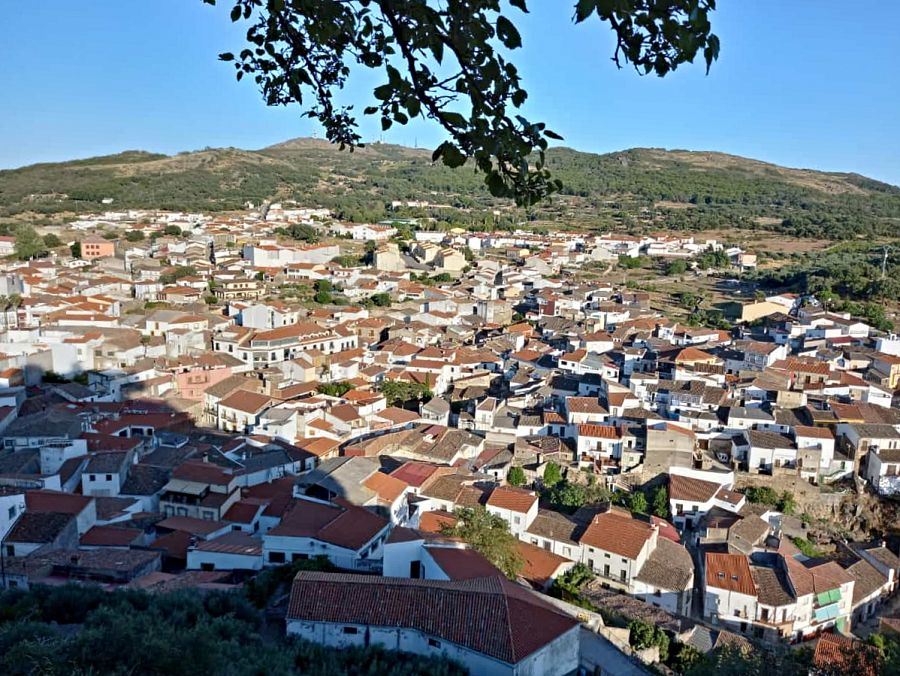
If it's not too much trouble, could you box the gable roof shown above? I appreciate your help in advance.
[705,553,756,596]
[287,572,577,665]
[486,486,538,514]
[579,509,654,559]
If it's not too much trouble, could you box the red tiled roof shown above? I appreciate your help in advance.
[580,509,653,559]
[287,572,577,665]
[270,500,387,551]
[812,633,879,676]
[419,510,458,534]
[668,474,721,503]
[425,546,500,580]
[487,486,538,514]
[577,424,622,439]
[25,490,92,515]
[705,553,756,596]
[80,525,142,547]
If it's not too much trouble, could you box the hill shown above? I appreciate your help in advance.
[2,138,899,239]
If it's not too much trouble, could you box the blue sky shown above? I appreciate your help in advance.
[2,1,898,184]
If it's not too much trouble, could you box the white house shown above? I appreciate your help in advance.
[186,531,264,571]
[286,571,581,676]
[485,487,538,537]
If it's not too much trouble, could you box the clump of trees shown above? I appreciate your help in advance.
[317,382,355,397]
[379,379,432,408]
[13,225,47,260]
[542,476,611,513]
[0,583,465,676]
[159,265,198,285]
[743,486,796,514]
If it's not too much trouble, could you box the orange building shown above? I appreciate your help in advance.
[80,235,116,260]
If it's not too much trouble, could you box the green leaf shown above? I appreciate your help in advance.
[441,144,467,168]
[373,84,393,100]
[509,0,528,11]
[230,5,241,21]
[496,16,522,49]
[219,53,234,62]
[574,0,596,23]
[544,129,563,141]
[440,112,467,128]
[381,117,392,131]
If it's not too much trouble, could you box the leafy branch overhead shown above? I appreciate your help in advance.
[205,0,719,205]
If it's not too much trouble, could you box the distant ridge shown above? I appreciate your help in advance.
[1,138,898,239]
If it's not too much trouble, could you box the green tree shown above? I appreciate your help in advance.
[542,461,562,488]
[163,224,182,237]
[125,230,146,242]
[286,223,320,242]
[441,507,523,579]
[314,279,333,304]
[379,379,432,407]
[651,485,669,518]
[42,233,62,248]
[628,619,670,661]
[666,259,688,276]
[548,563,597,610]
[369,292,391,307]
[777,490,796,515]
[70,241,81,258]
[13,225,46,260]
[618,255,643,269]
[629,491,648,515]
[214,0,719,205]
[317,382,355,397]
[160,265,198,285]
[507,466,526,487]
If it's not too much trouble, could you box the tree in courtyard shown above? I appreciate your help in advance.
[507,466,526,487]
[209,0,719,205]
[629,491,648,515]
[70,241,82,258]
[542,461,562,488]
[651,485,669,518]
[441,506,523,579]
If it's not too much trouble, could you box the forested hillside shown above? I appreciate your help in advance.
[2,138,899,239]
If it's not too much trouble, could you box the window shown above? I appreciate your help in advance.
[268,551,286,564]
[7,505,15,520]
[342,627,358,635]
[105,474,112,482]
[620,570,627,582]
[428,638,441,648]
[89,474,96,482]
[604,553,610,558]
[200,563,215,572]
